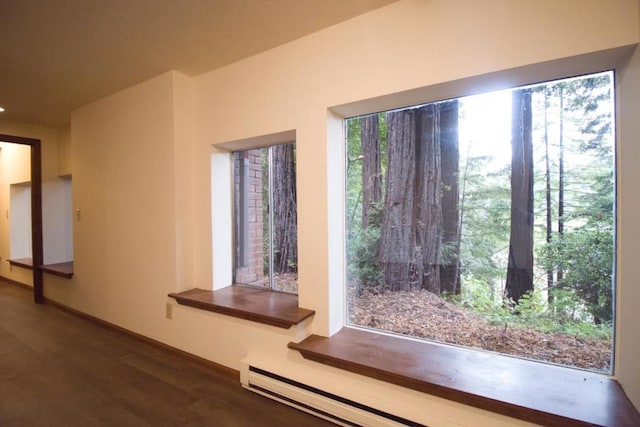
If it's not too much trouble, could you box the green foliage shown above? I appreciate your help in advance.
[345,114,387,292]
[541,227,613,323]
[346,203,384,291]
[455,282,612,340]
[458,156,510,285]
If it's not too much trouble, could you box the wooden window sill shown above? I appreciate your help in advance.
[8,258,33,269]
[8,258,74,278]
[288,327,640,427]
[168,285,315,329]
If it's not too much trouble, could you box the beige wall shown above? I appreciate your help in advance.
[58,126,72,176]
[23,0,640,424]
[617,42,640,411]
[48,72,179,337]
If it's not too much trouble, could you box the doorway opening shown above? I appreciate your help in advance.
[0,133,43,303]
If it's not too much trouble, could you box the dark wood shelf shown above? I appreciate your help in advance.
[8,258,34,269]
[289,327,640,427]
[8,258,74,278]
[169,286,315,329]
[40,262,74,278]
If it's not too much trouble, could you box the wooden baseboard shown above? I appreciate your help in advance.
[0,275,32,290]
[42,296,240,381]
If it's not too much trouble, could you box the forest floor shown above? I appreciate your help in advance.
[348,288,612,372]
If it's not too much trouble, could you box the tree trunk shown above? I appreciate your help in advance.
[379,110,417,291]
[272,144,297,274]
[506,89,534,303]
[361,114,382,229]
[557,85,565,285]
[544,88,554,305]
[414,105,443,294]
[438,100,460,295]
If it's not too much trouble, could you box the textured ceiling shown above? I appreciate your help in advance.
[0,0,397,127]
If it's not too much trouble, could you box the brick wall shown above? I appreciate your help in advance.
[233,149,266,286]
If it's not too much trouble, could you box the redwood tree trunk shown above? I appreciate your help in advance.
[438,100,460,295]
[379,104,451,294]
[361,114,382,229]
[414,105,442,294]
[506,89,534,303]
[272,144,297,274]
[379,110,417,291]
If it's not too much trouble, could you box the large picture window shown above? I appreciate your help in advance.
[233,143,298,293]
[345,72,615,372]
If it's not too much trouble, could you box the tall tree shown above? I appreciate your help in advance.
[543,87,555,304]
[414,105,443,294]
[379,104,452,293]
[379,109,417,291]
[361,115,382,229]
[438,100,461,295]
[272,144,297,274]
[556,85,565,285]
[506,89,534,303]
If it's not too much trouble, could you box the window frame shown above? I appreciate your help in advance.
[342,71,617,373]
[209,130,297,293]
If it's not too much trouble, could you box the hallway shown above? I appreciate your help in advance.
[0,280,334,426]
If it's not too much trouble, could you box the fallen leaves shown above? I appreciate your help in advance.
[348,289,611,372]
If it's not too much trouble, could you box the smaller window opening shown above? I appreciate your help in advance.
[232,143,298,293]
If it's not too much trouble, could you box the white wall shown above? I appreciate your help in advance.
[52,71,178,337]
[0,122,74,280]
[39,0,640,424]
[42,178,73,264]
[9,183,31,259]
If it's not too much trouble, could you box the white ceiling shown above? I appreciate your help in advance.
[0,0,397,128]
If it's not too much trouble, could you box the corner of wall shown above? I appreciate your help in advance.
[171,71,198,292]
[57,126,72,177]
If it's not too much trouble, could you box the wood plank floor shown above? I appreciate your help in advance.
[0,280,335,426]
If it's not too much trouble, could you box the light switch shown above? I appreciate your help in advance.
[75,209,81,221]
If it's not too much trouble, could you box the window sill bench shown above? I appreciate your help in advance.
[168,286,315,329]
[288,327,640,427]
[8,258,74,279]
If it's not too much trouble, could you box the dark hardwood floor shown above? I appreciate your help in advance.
[0,280,335,426]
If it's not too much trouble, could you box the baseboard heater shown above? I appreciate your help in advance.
[241,362,425,426]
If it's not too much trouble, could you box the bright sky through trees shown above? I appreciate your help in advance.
[459,89,512,170]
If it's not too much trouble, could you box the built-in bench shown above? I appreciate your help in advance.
[8,258,74,278]
[288,327,640,427]
[168,284,639,425]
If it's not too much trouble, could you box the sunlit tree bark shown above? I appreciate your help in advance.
[438,100,460,295]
